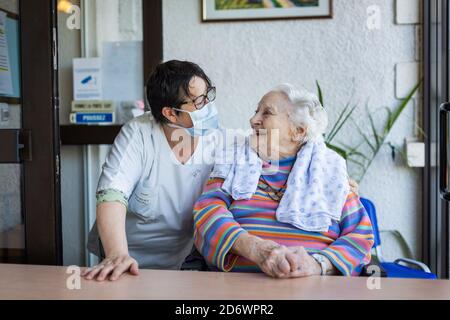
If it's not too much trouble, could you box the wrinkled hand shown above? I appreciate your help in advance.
[253,241,295,278]
[82,254,139,282]
[285,246,322,278]
[253,242,322,279]
[249,240,302,278]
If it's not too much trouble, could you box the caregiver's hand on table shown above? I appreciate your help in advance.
[83,202,140,281]
[82,254,139,281]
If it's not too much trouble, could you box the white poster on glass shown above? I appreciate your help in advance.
[0,11,13,96]
[73,57,103,101]
[102,41,143,102]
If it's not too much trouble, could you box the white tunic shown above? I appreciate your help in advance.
[87,113,216,269]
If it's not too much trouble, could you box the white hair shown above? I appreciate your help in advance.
[270,83,328,143]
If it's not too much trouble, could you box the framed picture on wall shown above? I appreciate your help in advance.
[202,0,333,22]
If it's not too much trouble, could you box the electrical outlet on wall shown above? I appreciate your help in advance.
[396,0,421,25]
[406,138,425,167]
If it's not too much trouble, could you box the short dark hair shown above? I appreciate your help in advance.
[145,60,212,124]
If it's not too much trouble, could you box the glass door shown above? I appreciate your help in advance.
[0,0,62,265]
[425,0,450,279]
[444,0,450,278]
[447,0,450,278]
[0,0,25,264]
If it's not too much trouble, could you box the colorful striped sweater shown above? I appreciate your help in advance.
[194,156,374,276]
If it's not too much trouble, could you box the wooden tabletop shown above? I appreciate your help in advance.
[1,264,450,300]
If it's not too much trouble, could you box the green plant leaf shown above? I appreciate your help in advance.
[326,102,349,143]
[347,158,367,169]
[317,80,421,185]
[380,230,415,259]
[350,118,377,153]
[379,106,394,141]
[338,141,371,161]
[316,80,324,107]
[327,104,358,143]
[366,103,382,149]
[383,82,421,136]
[326,142,348,159]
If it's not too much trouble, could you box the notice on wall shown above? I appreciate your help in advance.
[73,57,103,101]
[0,11,13,96]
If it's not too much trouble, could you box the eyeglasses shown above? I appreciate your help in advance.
[179,87,216,110]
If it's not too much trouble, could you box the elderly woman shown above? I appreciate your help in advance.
[193,84,374,278]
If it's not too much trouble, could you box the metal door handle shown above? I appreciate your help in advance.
[440,103,450,200]
[0,130,32,163]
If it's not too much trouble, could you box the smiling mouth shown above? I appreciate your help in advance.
[254,129,267,137]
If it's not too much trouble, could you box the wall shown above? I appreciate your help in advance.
[163,0,422,260]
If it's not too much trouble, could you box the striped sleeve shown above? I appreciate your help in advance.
[321,193,375,276]
[193,178,247,271]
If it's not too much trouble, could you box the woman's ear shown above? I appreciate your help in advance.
[292,126,307,143]
[161,107,178,124]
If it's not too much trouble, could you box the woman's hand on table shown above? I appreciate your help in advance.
[252,241,296,278]
[251,240,324,279]
[233,234,295,278]
[232,234,325,278]
[257,244,323,278]
[283,246,322,278]
[256,244,340,278]
[284,246,340,277]
[82,254,139,281]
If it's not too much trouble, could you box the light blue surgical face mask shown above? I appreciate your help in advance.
[168,101,219,137]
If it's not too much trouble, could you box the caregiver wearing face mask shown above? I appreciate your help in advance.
[83,60,220,281]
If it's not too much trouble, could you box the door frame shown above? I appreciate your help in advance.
[143,0,163,79]
[20,0,62,265]
[423,0,450,279]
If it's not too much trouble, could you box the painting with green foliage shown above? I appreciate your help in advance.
[215,0,319,10]
[203,0,331,22]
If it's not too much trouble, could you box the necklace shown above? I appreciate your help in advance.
[259,175,286,202]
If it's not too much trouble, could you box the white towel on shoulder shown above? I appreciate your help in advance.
[211,137,350,232]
